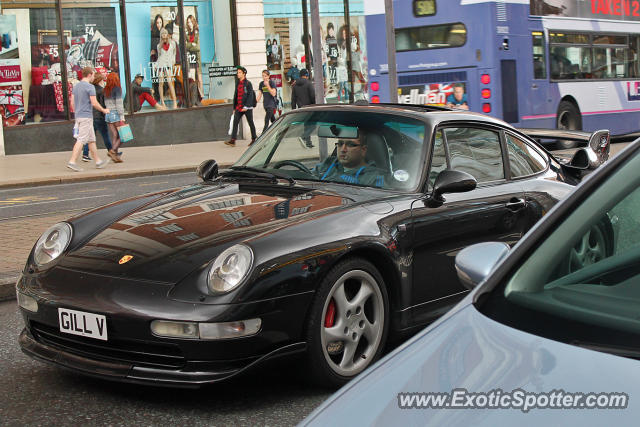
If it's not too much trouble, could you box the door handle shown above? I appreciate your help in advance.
[506,198,526,211]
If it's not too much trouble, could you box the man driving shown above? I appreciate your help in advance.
[313,131,387,187]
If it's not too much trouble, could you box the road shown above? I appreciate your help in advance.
[1,301,330,425]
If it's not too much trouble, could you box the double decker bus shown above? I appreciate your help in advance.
[366,0,640,146]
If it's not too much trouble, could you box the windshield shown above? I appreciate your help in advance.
[482,150,640,357]
[234,110,428,190]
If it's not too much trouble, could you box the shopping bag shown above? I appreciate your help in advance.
[117,123,134,143]
[227,113,234,136]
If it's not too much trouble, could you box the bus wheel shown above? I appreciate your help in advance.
[556,100,582,149]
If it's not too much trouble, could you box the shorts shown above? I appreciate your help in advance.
[105,111,121,123]
[75,117,95,145]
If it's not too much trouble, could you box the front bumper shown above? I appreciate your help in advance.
[20,328,305,388]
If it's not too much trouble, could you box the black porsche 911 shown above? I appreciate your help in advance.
[16,104,610,387]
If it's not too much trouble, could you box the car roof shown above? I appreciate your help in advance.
[284,103,515,130]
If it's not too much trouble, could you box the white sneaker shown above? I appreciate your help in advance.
[96,159,108,169]
[67,162,83,172]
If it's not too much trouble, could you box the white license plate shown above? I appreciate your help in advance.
[58,308,108,341]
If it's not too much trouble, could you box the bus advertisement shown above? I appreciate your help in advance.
[366,0,640,146]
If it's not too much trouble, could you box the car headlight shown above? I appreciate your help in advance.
[33,222,73,266]
[207,244,253,293]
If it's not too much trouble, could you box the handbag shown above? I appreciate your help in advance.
[117,123,134,143]
[228,112,234,135]
[105,111,119,123]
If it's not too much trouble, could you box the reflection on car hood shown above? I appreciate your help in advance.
[58,182,360,282]
[304,303,640,426]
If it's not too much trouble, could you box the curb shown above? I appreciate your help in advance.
[0,165,206,190]
[0,275,18,302]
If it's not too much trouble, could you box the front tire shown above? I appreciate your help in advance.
[305,257,389,387]
[556,100,582,149]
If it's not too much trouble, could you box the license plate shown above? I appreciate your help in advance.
[58,308,108,341]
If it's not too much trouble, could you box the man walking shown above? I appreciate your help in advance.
[291,68,315,109]
[225,66,257,147]
[67,67,110,171]
[291,68,316,148]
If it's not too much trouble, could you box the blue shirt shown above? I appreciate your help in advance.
[73,81,96,119]
[446,93,467,106]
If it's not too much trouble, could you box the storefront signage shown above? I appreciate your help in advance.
[209,66,237,77]
[0,62,21,85]
[531,0,640,22]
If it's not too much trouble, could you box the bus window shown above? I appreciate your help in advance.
[550,46,591,80]
[531,32,546,79]
[395,23,466,51]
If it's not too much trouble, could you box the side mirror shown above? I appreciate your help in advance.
[427,169,476,207]
[197,159,218,181]
[570,129,610,169]
[455,242,510,290]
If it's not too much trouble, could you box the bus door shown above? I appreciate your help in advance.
[528,30,551,117]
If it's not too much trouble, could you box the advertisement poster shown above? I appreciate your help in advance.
[628,81,640,101]
[531,0,640,22]
[148,6,197,107]
[398,83,467,107]
[266,33,282,71]
[0,15,23,126]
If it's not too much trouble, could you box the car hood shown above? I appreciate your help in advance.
[57,182,374,283]
[303,302,640,426]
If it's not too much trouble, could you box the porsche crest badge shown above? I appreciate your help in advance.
[118,255,134,265]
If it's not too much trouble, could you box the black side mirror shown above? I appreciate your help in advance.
[197,159,218,181]
[427,169,477,207]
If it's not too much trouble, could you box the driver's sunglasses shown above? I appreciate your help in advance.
[335,141,362,148]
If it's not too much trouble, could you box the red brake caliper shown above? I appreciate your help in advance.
[324,298,336,328]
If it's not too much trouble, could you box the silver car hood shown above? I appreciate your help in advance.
[303,302,640,426]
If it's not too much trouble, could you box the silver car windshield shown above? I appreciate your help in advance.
[234,111,427,190]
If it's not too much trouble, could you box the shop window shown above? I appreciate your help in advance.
[0,1,61,126]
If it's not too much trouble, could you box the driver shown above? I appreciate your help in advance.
[313,131,387,187]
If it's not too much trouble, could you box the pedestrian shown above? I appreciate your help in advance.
[82,72,113,162]
[291,68,315,109]
[291,69,316,148]
[256,69,277,134]
[225,65,257,147]
[67,67,109,172]
[104,72,126,162]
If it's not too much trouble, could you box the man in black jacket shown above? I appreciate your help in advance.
[291,69,315,109]
[225,66,258,146]
[291,69,316,147]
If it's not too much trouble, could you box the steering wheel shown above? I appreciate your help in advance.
[273,160,313,174]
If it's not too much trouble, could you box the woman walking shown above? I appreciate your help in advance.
[104,72,126,162]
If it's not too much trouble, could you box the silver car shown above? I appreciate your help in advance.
[302,139,640,425]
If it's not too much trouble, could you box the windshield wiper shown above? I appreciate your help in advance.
[221,166,296,186]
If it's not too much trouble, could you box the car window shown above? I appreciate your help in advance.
[235,111,427,190]
[429,129,447,187]
[502,154,640,339]
[506,133,547,178]
[443,127,504,183]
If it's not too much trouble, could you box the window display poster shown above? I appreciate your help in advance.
[30,8,120,83]
[0,15,23,126]
[266,34,282,71]
[148,6,196,84]
[288,16,368,102]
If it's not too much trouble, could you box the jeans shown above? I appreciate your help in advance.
[263,107,276,133]
[231,109,257,140]
[84,118,112,156]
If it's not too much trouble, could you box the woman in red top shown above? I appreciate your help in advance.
[186,14,204,99]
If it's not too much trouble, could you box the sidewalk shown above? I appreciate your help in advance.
[0,138,251,189]
[0,138,251,300]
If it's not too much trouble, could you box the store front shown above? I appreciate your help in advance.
[262,0,368,107]
[0,0,236,155]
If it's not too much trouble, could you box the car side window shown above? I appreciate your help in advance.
[429,129,447,187]
[444,127,504,183]
[506,133,547,178]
